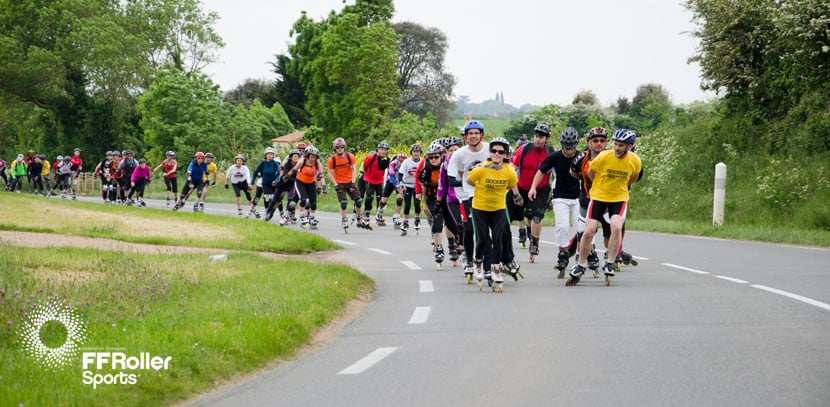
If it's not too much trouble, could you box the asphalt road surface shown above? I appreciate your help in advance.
[83,197,830,406]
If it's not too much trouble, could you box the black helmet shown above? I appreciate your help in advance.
[138,158,147,164]
[377,141,390,150]
[534,124,551,137]
[560,127,579,149]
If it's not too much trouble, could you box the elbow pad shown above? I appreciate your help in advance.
[447,175,462,187]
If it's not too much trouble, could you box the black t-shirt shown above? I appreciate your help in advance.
[538,150,581,199]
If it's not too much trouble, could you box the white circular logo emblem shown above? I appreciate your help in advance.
[19,302,87,370]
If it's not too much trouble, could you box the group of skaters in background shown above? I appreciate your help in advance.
[1,120,641,290]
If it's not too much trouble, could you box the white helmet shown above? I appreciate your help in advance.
[265,147,275,154]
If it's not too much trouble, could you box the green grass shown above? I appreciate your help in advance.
[0,246,372,406]
[0,194,337,253]
[452,118,512,137]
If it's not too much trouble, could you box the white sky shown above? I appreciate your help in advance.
[202,0,714,107]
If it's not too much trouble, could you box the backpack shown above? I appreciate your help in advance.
[328,153,353,168]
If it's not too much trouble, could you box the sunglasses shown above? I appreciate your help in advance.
[490,149,506,155]
[592,138,607,142]
[428,155,441,160]
[335,146,345,149]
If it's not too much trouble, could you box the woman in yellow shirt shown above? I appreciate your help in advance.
[466,137,522,292]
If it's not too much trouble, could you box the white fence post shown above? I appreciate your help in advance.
[713,162,727,226]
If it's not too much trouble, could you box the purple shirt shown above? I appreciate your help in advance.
[131,165,151,182]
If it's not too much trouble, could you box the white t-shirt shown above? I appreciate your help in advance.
[446,142,489,201]
[398,157,422,188]
[225,164,251,184]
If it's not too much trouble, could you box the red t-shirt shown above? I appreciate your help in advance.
[510,144,550,190]
[362,154,385,185]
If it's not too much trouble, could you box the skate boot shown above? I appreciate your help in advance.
[166,197,171,207]
[238,206,243,216]
[199,202,205,212]
[361,212,373,230]
[587,249,600,278]
[491,264,504,293]
[518,227,527,249]
[139,199,146,207]
[603,262,616,286]
[247,208,255,219]
[556,250,570,279]
[448,240,459,267]
[434,245,444,270]
[309,216,319,230]
[529,235,540,263]
[376,212,386,227]
[475,260,485,290]
[566,264,586,286]
[503,258,523,281]
[392,214,401,230]
[61,192,66,199]
[413,216,421,235]
[400,220,409,236]
[619,250,638,266]
[341,216,349,234]
[126,199,135,206]
[193,203,199,212]
[71,193,76,200]
[289,211,297,224]
[172,199,182,211]
[464,261,474,284]
[279,213,288,226]
[299,214,309,230]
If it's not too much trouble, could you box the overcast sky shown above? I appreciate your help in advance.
[201,0,714,107]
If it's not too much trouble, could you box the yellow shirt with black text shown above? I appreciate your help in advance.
[468,161,517,212]
[588,150,642,202]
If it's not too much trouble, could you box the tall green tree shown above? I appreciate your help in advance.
[394,21,455,125]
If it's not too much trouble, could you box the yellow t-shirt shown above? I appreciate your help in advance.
[588,150,642,202]
[41,160,50,176]
[468,161,517,212]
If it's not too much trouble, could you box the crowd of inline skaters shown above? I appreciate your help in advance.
[1,120,641,291]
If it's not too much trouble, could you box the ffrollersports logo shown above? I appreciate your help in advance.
[19,302,87,370]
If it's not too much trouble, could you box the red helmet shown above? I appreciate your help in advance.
[297,142,307,150]
[195,152,205,158]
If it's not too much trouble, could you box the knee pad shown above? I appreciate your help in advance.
[532,215,542,225]
[288,201,296,210]
[355,198,363,208]
[340,200,348,210]
[396,198,403,206]
[196,190,202,198]
[252,197,259,205]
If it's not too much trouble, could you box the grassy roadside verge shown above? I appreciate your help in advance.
[0,194,337,253]
[0,196,373,406]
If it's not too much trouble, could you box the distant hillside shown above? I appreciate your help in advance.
[453,93,540,119]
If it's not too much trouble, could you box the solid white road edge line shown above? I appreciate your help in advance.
[333,240,356,246]
[408,307,431,324]
[751,285,830,312]
[419,280,434,293]
[368,248,392,255]
[662,263,710,274]
[337,347,399,375]
[714,275,749,284]
[401,260,421,270]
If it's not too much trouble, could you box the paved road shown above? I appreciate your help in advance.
[84,198,830,406]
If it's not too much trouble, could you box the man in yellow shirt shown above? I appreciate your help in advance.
[467,137,522,292]
[201,152,219,207]
[567,129,642,287]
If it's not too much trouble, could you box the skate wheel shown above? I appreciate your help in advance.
[436,263,442,270]
[519,243,525,249]
[605,275,612,286]
[517,270,524,280]
[630,259,639,266]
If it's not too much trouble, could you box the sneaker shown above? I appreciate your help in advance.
[603,262,616,277]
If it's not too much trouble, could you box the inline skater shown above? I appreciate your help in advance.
[361,142,390,226]
[201,152,218,205]
[39,154,52,195]
[266,149,300,222]
[173,152,208,211]
[28,155,44,196]
[419,142,447,267]
[249,147,280,218]
[446,120,490,283]
[567,129,642,286]
[379,153,406,228]
[107,151,124,203]
[94,152,113,202]
[467,137,521,292]
[152,151,178,206]
[225,154,252,216]
[116,150,138,204]
[530,127,582,277]
[68,148,83,199]
[0,156,7,190]
[128,158,151,206]
[328,138,367,231]
[289,146,324,229]
[511,123,555,262]
[569,127,609,276]
[437,137,464,267]
[9,154,27,193]
[398,143,423,236]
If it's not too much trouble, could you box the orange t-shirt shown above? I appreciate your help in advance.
[327,153,355,184]
[296,161,320,184]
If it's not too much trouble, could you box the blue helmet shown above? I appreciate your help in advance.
[463,120,485,134]
[612,129,636,144]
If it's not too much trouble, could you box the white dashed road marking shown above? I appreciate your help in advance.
[368,248,391,255]
[333,240,356,246]
[662,263,709,274]
[714,275,749,284]
[338,347,398,375]
[751,285,830,312]
[401,261,421,270]
[408,307,431,324]
[419,280,434,293]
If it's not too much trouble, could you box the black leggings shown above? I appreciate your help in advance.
[363,182,383,212]
[402,186,421,216]
[449,200,474,264]
[294,180,317,210]
[472,207,509,270]
[425,197,444,234]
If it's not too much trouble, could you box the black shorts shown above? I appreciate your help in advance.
[382,182,398,198]
[587,200,628,224]
[232,181,251,197]
[164,177,178,193]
